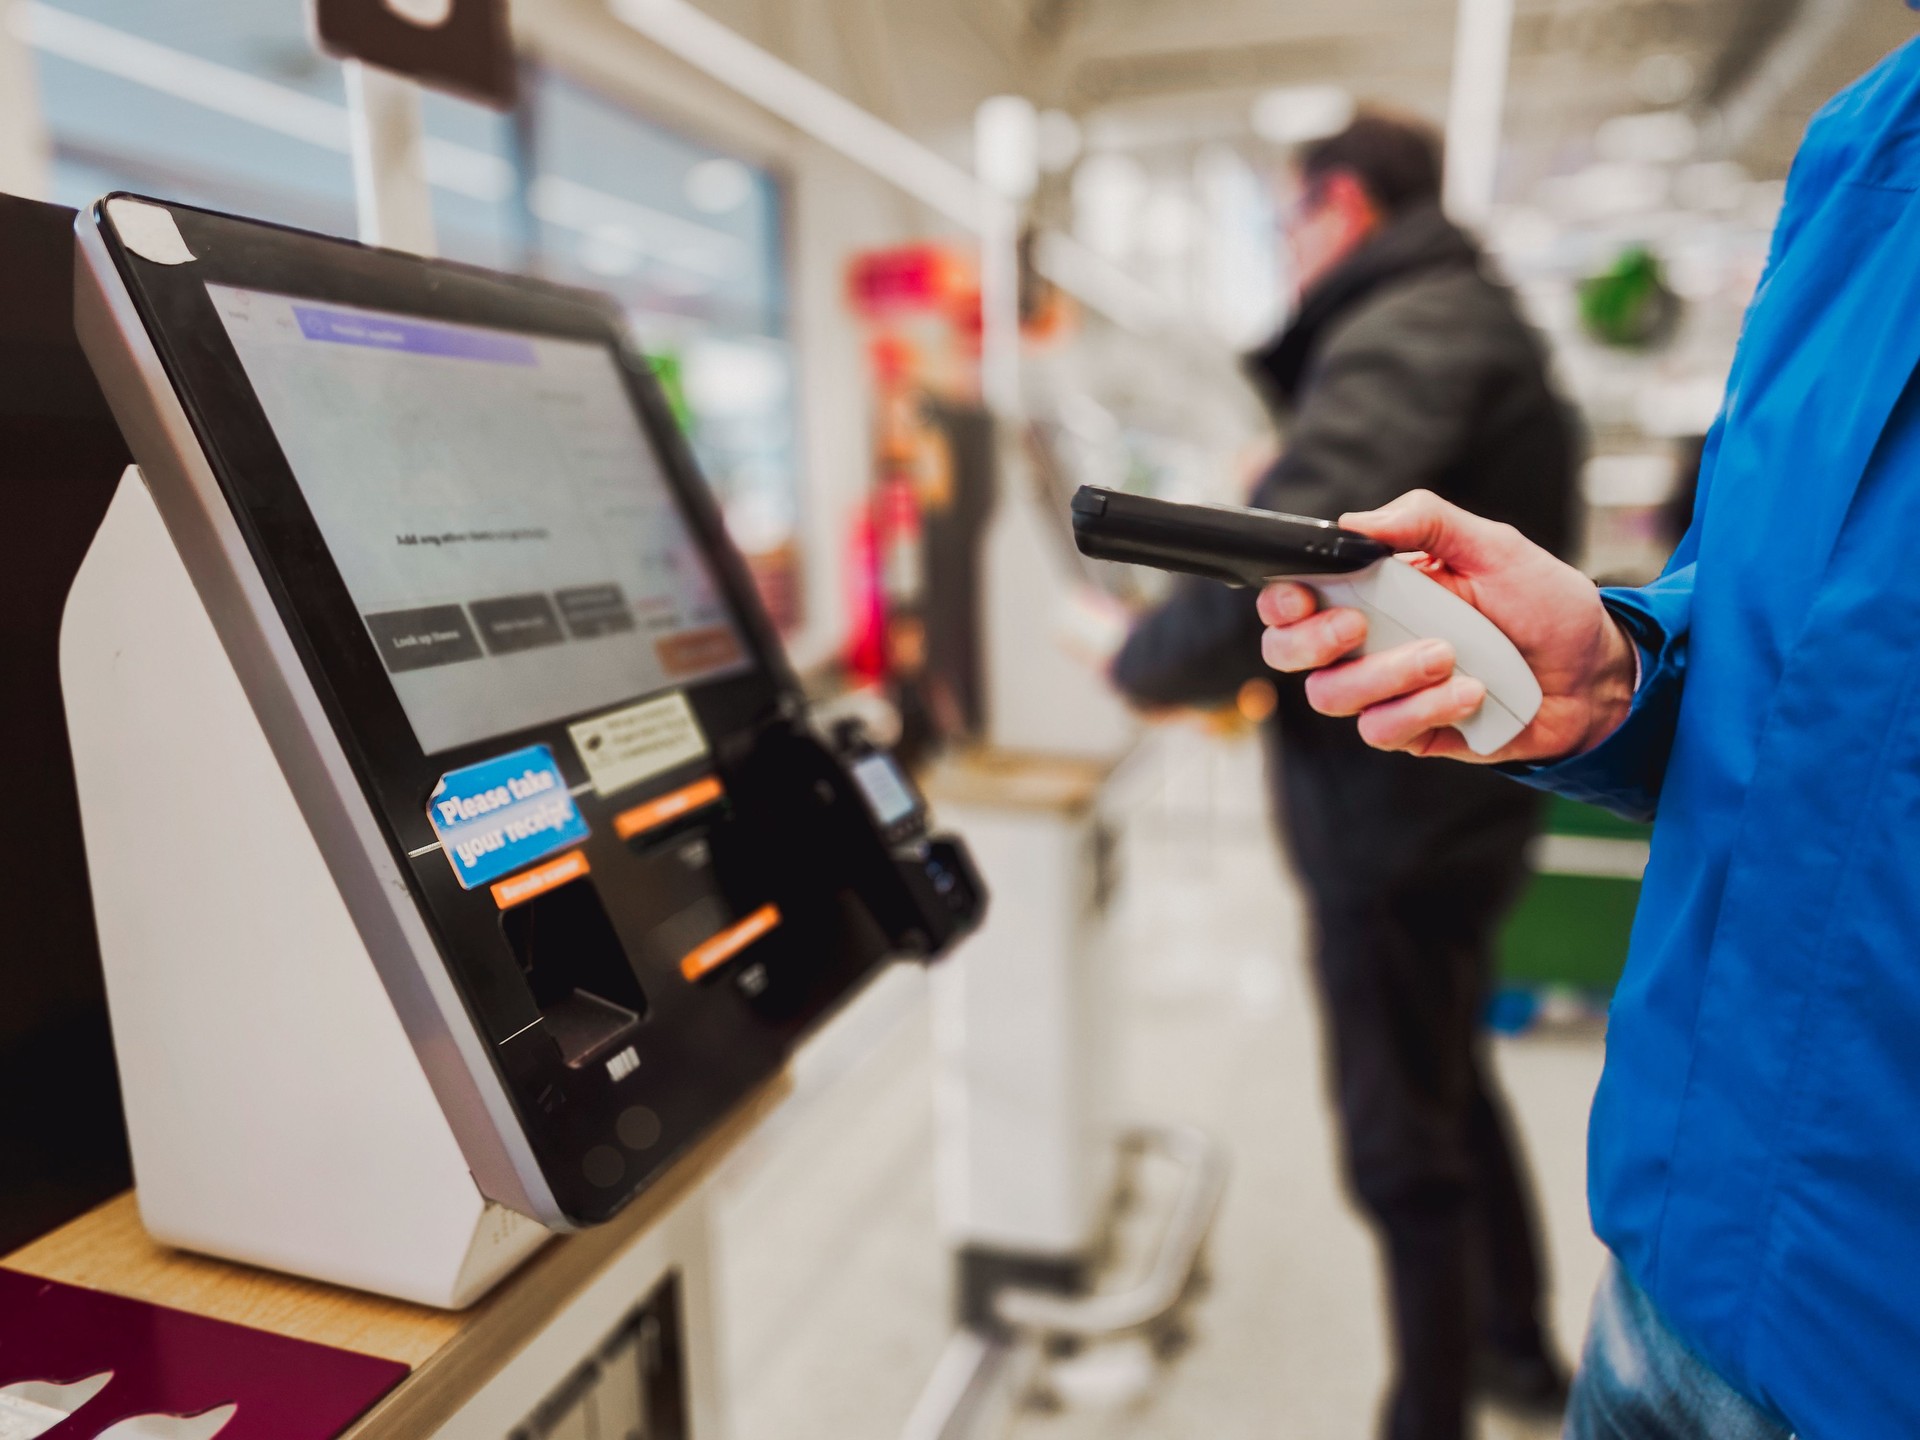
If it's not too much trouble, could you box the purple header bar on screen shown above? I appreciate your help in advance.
[291,304,537,365]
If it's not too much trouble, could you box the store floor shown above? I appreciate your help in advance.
[710,732,1607,1440]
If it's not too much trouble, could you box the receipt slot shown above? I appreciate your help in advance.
[61,195,983,1307]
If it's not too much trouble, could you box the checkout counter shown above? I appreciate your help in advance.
[0,191,983,1438]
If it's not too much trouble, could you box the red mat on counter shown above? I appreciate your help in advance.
[0,1267,408,1439]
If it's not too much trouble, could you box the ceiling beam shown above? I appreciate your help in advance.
[1069,35,1364,102]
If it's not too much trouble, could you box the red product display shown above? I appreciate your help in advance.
[0,1269,408,1439]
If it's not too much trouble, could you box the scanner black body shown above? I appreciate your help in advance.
[1070,485,1390,588]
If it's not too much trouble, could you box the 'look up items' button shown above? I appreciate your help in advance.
[363,604,483,673]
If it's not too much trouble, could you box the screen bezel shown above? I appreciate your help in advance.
[96,197,795,861]
[851,752,921,828]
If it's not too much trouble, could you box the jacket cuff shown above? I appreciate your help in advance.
[1498,588,1685,823]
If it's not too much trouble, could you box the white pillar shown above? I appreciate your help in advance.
[1442,0,1515,224]
[0,0,51,200]
[345,59,436,255]
[977,200,1022,419]
[974,96,1036,420]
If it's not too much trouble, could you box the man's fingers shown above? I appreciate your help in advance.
[1354,676,1488,751]
[1339,490,1518,575]
[1262,607,1366,672]
[1304,639,1457,717]
[1257,582,1316,627]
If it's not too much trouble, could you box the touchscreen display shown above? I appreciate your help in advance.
[209,286,750,754]
[851,753,920,828]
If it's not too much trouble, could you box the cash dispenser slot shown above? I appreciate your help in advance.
[500,877,647,1069]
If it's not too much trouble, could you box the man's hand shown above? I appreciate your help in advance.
[1256,490,1639,764]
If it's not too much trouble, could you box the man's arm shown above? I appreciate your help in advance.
[1110,576,1264,711]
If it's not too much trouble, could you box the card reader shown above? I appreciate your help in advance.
[1070,486,1543,755]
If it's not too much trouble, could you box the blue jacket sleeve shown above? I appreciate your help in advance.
[1509,568,1692,823]
[1503,360,1736,821]
[1503,54,1860,822]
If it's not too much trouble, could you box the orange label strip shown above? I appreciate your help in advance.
[491,849,589,910]
[680,904,781,982]
[614,776,726,841]
[655,625,746,677]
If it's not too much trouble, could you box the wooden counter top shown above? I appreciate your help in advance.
[921,747,1124,816]
[4,1076,787,1438]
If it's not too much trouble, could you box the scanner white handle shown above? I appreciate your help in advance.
[1298,559,1543,757]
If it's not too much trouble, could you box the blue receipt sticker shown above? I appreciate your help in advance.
[428,745,591,890]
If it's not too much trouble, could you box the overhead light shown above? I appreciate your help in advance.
[1249,85,1354,146]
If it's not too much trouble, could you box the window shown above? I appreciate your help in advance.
[526,73,799,629]
[27,2,802,628]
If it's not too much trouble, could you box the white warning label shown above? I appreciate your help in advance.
[569,691,710,798]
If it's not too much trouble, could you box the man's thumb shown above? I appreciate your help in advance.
[1340,490,1510,572]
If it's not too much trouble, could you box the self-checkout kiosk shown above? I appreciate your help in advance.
[58,194,984,1316]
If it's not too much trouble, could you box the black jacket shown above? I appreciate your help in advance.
[1112,204,1581,900]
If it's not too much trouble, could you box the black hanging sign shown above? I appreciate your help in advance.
[311,0,516,109]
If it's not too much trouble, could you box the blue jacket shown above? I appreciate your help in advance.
[1530,36,1920,1437]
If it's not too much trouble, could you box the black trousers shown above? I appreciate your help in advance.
[1303,858,1552,1440]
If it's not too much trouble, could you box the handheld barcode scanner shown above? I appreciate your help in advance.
[1070,486,1543,755]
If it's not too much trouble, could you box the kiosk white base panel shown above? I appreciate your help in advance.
[928,782,1120,1259]
[60,470,550,1309]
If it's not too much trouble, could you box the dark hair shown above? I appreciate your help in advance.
[1298,110,1445,217]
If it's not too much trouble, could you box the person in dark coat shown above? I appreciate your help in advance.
[1109,112,1580,1440]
